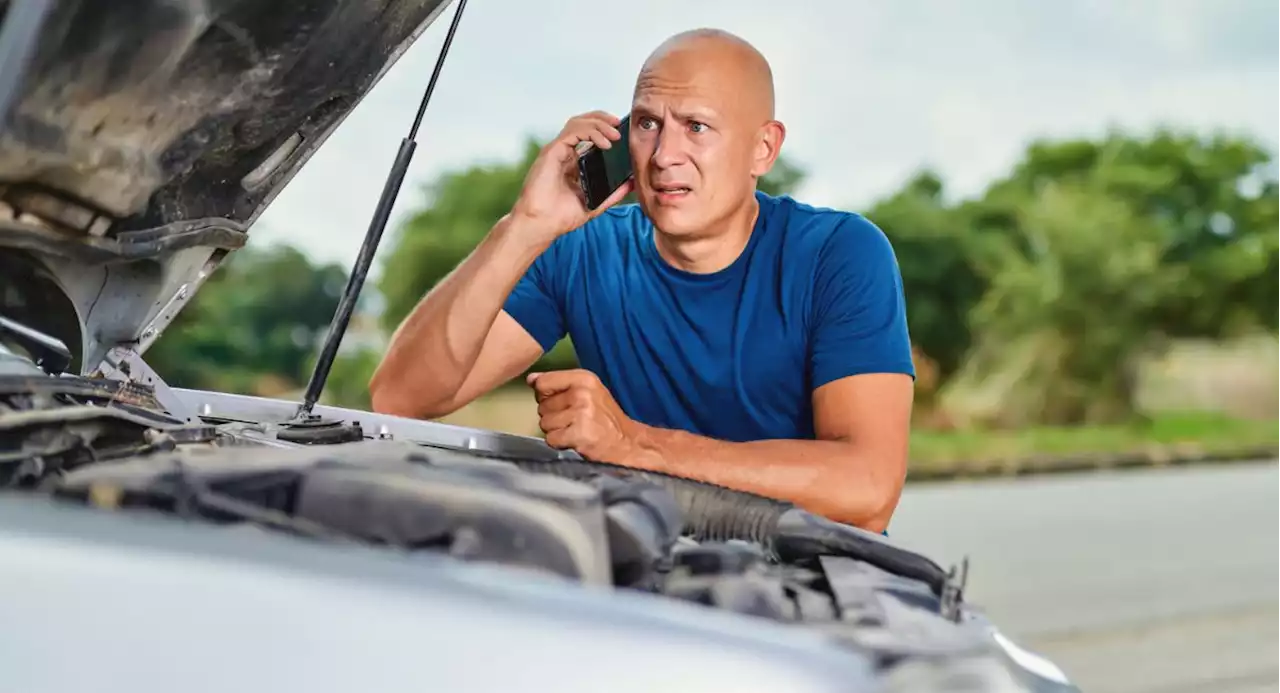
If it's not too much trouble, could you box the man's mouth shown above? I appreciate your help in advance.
[653,185,691,196]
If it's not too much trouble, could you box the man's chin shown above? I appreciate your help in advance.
[643,206,703,236]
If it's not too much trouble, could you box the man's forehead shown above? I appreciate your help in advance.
[631,90,723,120]
[632,32,774,123]
[635,44,733,92]
[632,64,740,118]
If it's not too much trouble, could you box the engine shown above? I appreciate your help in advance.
[0,367,1071,692]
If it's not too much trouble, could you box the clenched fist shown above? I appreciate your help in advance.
[527,369,641,463]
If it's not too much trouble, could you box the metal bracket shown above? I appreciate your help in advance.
[95,346,198,423]
[939,555,970,622]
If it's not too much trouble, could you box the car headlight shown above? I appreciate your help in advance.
[991,629,1078,691]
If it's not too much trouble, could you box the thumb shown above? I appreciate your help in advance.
[588,178,635,219]
[526,372,543,386]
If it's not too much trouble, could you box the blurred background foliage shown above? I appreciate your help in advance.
[147,127,1278,435]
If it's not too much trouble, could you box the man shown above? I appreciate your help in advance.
[370,28,915,533]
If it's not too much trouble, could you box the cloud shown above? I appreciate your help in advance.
[252,0,1279,268]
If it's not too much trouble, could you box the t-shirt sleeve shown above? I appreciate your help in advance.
[502,235,569,353]
[809,215,916,389]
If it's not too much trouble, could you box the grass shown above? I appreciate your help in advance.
[908,411,1277,470]
[437,385,1277,475]
[437,384,547,437]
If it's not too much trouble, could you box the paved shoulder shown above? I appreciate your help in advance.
[888,463,1279,693]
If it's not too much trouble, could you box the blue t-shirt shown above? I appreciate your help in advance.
[503,191,914,442]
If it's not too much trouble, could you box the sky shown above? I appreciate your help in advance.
[251,0,1280,269]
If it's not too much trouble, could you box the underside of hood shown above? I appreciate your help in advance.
[0,0,455,372]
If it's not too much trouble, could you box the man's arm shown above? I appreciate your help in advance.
[529,369,911,532]
[623,373,912,531]
[370,110,634,419]
[369,214,550,419]
[531,215,915,532]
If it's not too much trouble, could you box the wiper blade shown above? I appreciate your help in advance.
[295,0,471,420]
[0,313,71,375]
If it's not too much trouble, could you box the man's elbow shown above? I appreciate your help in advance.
[832,499,898,534]
[827,503,893,534]
[369,387,417,419]
[368,370,450,420]
[827,462,905,532]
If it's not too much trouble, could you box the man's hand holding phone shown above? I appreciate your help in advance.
[510,110,634,244]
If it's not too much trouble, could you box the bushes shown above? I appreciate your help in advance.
[151,128,1278,427]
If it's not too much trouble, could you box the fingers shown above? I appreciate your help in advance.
[581,110,622,126]
[556,112,622,152]
[573,110,623,133]
[535,387,580,449]
[591,178,635,217]
[527,368,597,400]
[527,367,627,459]
[560,161,595,212]
[544,425,576,450]
[536,387,581,450]
[538,407,577,434]
[537,389,579,417]
[583,178,635,222]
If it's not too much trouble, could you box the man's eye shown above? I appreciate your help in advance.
[637,117,658,130]
[690,122,707,133]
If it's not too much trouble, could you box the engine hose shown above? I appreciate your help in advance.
[508,458,790,547]
[511,458,954,598]
[773,509,951,598]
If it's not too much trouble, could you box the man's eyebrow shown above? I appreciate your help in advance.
[679,107,719,122]
[631,103,720,122]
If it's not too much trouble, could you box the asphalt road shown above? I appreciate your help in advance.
[887,462,1279,693]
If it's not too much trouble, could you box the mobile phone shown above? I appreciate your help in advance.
[576,114,632,210]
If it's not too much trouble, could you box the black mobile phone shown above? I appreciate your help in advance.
[576,114,632,210]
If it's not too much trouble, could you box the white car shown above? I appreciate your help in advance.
[0,1,1078,691]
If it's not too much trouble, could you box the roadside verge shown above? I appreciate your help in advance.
[907,444,1278,483]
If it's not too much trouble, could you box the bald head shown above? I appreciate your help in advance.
[627,28,786,243]
[636,28,775,122]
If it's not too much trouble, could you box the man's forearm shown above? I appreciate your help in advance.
[621,424,904,532]
[370,214,548,415]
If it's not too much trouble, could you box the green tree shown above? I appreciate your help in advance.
[147,244,349,394]
[308,345,383,410]
[982,129,1278,337]
[378,140,542,336]
[758,154,806,197]
[947,183,1186,425]
[946,130,1278,425]
[865,171,994,381]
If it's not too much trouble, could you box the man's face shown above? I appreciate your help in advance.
[629,54,761,237]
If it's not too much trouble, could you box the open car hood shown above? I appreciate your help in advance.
[0,0,455,373]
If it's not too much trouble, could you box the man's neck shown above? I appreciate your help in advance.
[653,194,760,274]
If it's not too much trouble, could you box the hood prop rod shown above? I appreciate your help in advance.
[294,0,470,421]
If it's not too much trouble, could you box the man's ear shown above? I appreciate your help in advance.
[751,120,786,177]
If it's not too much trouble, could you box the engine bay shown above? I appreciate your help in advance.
[0,359,1043,682]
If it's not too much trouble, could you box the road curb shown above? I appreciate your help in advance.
[906,445,1279,483]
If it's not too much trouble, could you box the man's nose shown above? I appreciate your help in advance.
[651,128,688,168]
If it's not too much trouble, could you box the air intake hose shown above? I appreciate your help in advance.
[512,458,953,598]
[508,458,788,546]
[773,509,950,597]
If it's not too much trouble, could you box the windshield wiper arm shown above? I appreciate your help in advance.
[294,0,471,421]
[0,313,71,375]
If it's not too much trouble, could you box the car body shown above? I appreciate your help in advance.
[0,2,1079,691]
